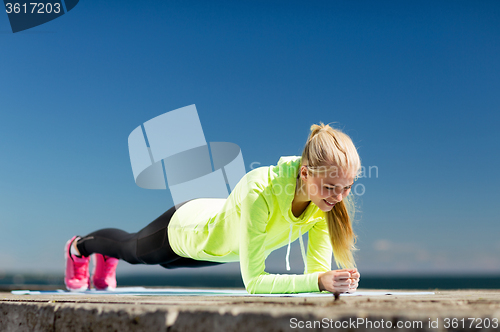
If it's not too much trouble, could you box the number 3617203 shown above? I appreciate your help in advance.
[5,3,62,14]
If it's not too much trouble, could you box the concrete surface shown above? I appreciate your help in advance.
[1,289,499,331]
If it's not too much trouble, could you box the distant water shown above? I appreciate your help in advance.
[116,275,500,290]
[1,274,499,290]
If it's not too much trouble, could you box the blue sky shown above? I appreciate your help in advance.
[0,0,499,277]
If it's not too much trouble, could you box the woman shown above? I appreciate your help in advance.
[64,123,361,294]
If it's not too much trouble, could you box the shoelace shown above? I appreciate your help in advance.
[73,259,89,280]
[102,257,117,276]
[104,262,114,276]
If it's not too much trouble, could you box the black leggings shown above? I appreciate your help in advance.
[75,200,223,269]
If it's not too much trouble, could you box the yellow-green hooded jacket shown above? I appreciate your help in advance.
[167,156,333,294]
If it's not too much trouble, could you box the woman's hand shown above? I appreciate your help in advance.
[318,268,360,293]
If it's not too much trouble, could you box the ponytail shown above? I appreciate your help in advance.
[326,199,356,268]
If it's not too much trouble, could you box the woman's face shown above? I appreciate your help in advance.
[299,165,355,212]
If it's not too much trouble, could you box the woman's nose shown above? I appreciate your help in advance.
[332,193,343,202]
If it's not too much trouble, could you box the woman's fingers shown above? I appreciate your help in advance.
[331,281,357,293]
[335,270,360,280]
[323,270,361,293]
[333,272,351,280]
[333,275,358,284]
[333,278,355,287]
[348,282,359,293]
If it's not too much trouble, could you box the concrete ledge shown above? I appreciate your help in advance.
[1,302,55,331]
[1,289,500,331]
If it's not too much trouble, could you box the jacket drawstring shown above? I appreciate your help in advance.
[285,223,308,272]
[285,224,293,271]
[298,227,307,272]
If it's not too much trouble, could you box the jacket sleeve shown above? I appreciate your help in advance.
[306,217,333,274]
[239,190,321,294]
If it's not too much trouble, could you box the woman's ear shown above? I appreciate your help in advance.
[300,165,308,182]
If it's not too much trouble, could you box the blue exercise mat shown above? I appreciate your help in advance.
[11,287,435,297]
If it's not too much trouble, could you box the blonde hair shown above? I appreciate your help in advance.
[298,122,361,269]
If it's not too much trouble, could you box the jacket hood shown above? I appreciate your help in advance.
[270,156,300,219]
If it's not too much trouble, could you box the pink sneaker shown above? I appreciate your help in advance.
[92,254,119,290]
[64,236,90,292]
